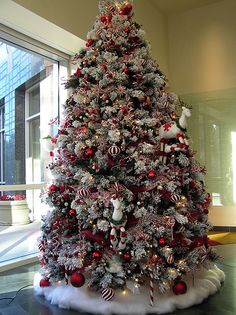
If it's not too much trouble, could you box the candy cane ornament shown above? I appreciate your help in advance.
[149,271,154,307]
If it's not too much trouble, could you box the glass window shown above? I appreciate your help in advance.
[0,28,68,267]
[28,85,40,116]
[182,89,236,207]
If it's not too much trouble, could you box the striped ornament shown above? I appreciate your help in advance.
[170,194,181,203]
[107,3,115,12]
[78,188,90,198]
[96,29,102,36]
[108,145,121,156]
[101,288,115,301]
[163,101,169,109]
[166,254,174,264]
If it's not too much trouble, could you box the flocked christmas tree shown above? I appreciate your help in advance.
[36,0,224,313]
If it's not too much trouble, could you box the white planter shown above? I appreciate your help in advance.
[0,200,30,225]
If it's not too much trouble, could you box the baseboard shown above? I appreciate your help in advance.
[212,226,236,232]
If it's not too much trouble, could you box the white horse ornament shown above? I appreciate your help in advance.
[109,198,127,251]
[159,106,191,164]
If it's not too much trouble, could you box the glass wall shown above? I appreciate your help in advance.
[182,88,236,211]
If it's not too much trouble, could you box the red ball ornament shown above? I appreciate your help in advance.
[107,14,112,22]
[171,239,177,247]
[70,272,85,287]
[84,148,94,157]
[124,27,130,33]
[173,281,187,295]
[100,16,107,23]
[159,237,166,246]
[123,253,132,262]
[86,39,93,47]
[48,184,57,193]
[148,170,156,180]
[69,209,76,216]
[92,250,102,260]
[119,3,133,15]
[39,279,50,287]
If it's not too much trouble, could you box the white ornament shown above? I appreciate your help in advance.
[110,198,127,251]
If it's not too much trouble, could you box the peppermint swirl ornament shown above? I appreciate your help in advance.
[166,216,175,227]
[101,288,115,301]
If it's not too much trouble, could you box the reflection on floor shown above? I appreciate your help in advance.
[0,221,40,266]
[0,245,235,315]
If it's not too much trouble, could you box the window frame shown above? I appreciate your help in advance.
[0,99,5,184]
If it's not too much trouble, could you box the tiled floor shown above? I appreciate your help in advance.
[0,244,235,315]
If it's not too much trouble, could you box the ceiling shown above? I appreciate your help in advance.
[151,0,223,14]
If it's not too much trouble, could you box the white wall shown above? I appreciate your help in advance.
[134,0,169,76]
[168,0,236,94]
[168,0,236,226]
[12,0,169,76]
[0,0,85,56]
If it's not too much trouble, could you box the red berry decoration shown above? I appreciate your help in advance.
[148,169,156,180]
[123,252,132,262]
[123,67,129,74]
[39,279,50,287]
[101,64,107,70]
[86,39,93,47]
[173,281,187,295]
[92,250,102,260]
[108,145,121,157]
[70,272,85,287]
[124,27,130,33]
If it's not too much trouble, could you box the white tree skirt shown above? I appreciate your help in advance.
[34,265,225,315]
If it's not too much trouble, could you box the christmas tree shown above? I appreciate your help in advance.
[35,1,224,314]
